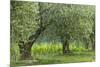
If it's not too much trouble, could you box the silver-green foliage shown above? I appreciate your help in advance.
[11,1,95,44]
[11,1,39,43]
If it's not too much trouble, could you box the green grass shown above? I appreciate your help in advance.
[10,42,95,66]
[37,52,95,64]
[15,51,95,66]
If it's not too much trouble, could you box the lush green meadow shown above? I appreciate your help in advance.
[10,42,95,66]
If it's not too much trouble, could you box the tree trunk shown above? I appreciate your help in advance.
[62,39,69,54]
[83,37,89,50]
[85,44,89,49]
[18,41,32,60]
[18,27,46,60]
[92,39,95,51]
[85,40,89,49]
[61,33,70,54]
[19,46,32,60]
[90,33,95,51]
[18,3,52,60]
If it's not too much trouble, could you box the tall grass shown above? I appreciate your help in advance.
[32,42,62,55]
[31,41,88,56]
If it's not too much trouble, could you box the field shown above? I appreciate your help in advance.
[10,42,95,66]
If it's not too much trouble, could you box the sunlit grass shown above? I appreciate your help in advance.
[32,43,62,55]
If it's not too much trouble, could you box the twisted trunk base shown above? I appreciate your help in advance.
[18,41,32,60]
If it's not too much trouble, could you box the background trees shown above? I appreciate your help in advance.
[11,1,95,60]
[38,4,95,54]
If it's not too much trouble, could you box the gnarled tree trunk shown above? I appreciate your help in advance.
[18,41,32,60]
[18,2,50,60]
[18,27,46,60]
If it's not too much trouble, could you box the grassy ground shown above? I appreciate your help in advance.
[15,51,95,66]
[10,42,95,66]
